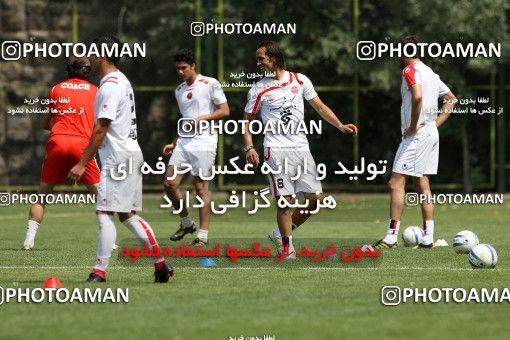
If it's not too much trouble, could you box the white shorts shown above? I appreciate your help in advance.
[168,142,217,178]
[97,151,143,213]
[392,125,439,177]
[263,147,322,197]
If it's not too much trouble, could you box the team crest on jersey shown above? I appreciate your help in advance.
[291,85,299,94]
[102,104,108,111]
[187,92,193,100]
[264,93,275,102]
[404,67,411,73]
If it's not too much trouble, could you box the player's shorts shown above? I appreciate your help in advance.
[263,146,322,197]
[392,124,439,177]
[167,141,217,178]
[40,136,100,185]
[96,151,143,213]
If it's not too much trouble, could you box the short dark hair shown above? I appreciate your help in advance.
[174,49,195,65]
[257,41,285,69]
[66,56,91,80]
[92,35,121,65]
[398,35,420,58]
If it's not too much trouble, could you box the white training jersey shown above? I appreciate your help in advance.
[401,61,450,133]
[175,74,227,147]
[244,71,318,150]
[95,71,141,161]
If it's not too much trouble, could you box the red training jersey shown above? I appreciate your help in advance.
[48,78,98,139]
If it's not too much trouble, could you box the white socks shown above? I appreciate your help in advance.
[23,220,40,248]
[197,229,208,242]
[383,219,400,244]
[422,220,434,245]
[282,235,294,249]
[93,214,165,277]
[93,214,117,274]
[122,215,165,265]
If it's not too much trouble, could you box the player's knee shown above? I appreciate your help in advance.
[194,182,209,197]
[195,187,209,198]
[416,179,430,194]
[308,194,321,209]
[163,178,178,192]
[388,178,399,191]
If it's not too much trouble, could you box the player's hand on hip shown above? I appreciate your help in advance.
[68,164,86,183]
[403,123,424,138]
[162,143,175,156]
[194,115,206,124]
[339,123,358,136]
[246,149,260,167]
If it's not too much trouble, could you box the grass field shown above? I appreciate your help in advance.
[1,194,509,340]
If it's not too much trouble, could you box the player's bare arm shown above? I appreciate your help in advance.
[308,96,358,136]
[162,136,178,157]
[403,84,423,137]
[242,112,259,167]
[68,118,110,181]
[436,91,457,128]
[195,102,230,123]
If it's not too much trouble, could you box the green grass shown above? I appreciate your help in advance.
[1,194,509,340]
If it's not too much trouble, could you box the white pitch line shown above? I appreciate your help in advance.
[0,266,507,271]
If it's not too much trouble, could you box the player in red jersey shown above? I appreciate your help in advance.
[22,56,100,250]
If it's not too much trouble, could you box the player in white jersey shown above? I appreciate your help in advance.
[243,41,358,258]
[162,49,229,246]
[373,35,457,250]
[68,36,173,283]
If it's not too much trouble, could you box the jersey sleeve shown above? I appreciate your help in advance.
[300,74,318,101]
[244,85,260,116]
[96,83,120,121]
[438,77,450,96]
[403,66,422,88]
[210,79,227,105]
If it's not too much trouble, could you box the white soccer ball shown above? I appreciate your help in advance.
[402,226,424,247]
[453,230,479,254]
[469,244,497,269]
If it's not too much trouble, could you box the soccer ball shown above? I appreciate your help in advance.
[469,244,497,269]
[402,226,424,247]
[452,230,479,254]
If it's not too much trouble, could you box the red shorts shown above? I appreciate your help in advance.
[40,136,100,185]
